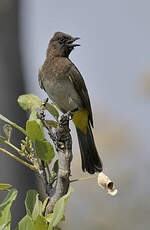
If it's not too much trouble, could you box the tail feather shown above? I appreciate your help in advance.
[76,124,103,174]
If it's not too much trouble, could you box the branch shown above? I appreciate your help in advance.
[38,101,73,214]
[0,147,36,170]
[46,112,72,214]
[70,175,97,183]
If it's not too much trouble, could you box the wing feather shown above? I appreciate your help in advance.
[67,63,94,127]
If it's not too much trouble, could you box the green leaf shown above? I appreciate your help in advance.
[26,120,45,143]
[42,197,49,215]
[52,187,74,227]
[35,140,55,161]
[0,222,11,230]
[48,224,62,230]
[34,215,48,230]
[0,184,11,191]
[0,114,26,135]
[46,214,64,225]
[0,189,18,230]
[46,103,59,121]
[18,215,34,230]
[53,160,58,174]
[0,136,6,143]
[54,227,62,230]
[46,120,58,128]
[25,190,42,220]
[48,223,53,230]
[3,124,12,142]
[45,213,54,223]
[29,109,38,121]
[18,94,42,111]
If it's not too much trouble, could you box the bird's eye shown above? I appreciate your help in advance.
[58,37,68,44]
[59,37,64,42]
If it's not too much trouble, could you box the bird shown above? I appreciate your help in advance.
[38,32,103,174]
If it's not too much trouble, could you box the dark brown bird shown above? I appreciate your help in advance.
[38,32,103,174]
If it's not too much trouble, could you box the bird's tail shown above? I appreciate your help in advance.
[76,124,103,174]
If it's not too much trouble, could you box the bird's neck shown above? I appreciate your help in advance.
[46,45,65,58]
[46,44,72,59]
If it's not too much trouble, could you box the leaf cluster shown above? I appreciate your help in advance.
[0,94,74,229]
[0,187,73,230]
[0,94,59,169]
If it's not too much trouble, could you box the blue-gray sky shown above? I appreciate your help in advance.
[19,1,150,229]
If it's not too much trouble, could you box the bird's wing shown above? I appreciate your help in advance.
[68,62,94,127]
[38,67,45,90]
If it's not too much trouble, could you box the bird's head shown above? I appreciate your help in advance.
[47,32,80,57]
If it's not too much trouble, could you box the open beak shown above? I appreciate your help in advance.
[66,37,80,47]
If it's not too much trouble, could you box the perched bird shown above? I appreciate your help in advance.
[38,32,103,174]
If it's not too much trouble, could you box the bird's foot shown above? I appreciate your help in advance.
[38,98,49,120]
[60,111,72,123]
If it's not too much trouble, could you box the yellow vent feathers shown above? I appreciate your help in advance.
[72,109,88,135]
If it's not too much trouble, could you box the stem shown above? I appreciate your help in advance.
[13,124,26,135]
[4,140,20,152]
[0,114,26,135]
[0,147,35,170]
[46,163,51,180]
[70,175,97,183]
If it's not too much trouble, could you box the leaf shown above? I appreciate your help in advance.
[60,215,65,222]
[48,223,53,230]
[0,114,13,125]
[35,140,55,161]
[0,114,26,135]
[18,215,34,230]
[0,184,11,191]
[0,136,6,143]
[45,213,54,223]
[29,109,38,121]
[52,187,74,227]
[34,215,48,230]
[0,189,18,230]
[46,213,64,225]
[18,94,42,111]
[3,124,12,142]
[0,222,11,230]
[46,103,59,120]
[25,190,42,220]
[42,197,49,215]
[46,120,58,128]
[26,120,45,143]
[53,160,58,174]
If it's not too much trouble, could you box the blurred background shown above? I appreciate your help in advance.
[0,0,150,229]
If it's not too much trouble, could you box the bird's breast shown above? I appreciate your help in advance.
[43,77,82,113]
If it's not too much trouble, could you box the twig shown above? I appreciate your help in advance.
[4,140,21,153]
[38,98,56,142]
[40,161,52,195]
[70,175,97,183]
[0,147,36,170]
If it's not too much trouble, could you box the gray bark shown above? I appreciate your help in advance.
[45,113,72,214]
